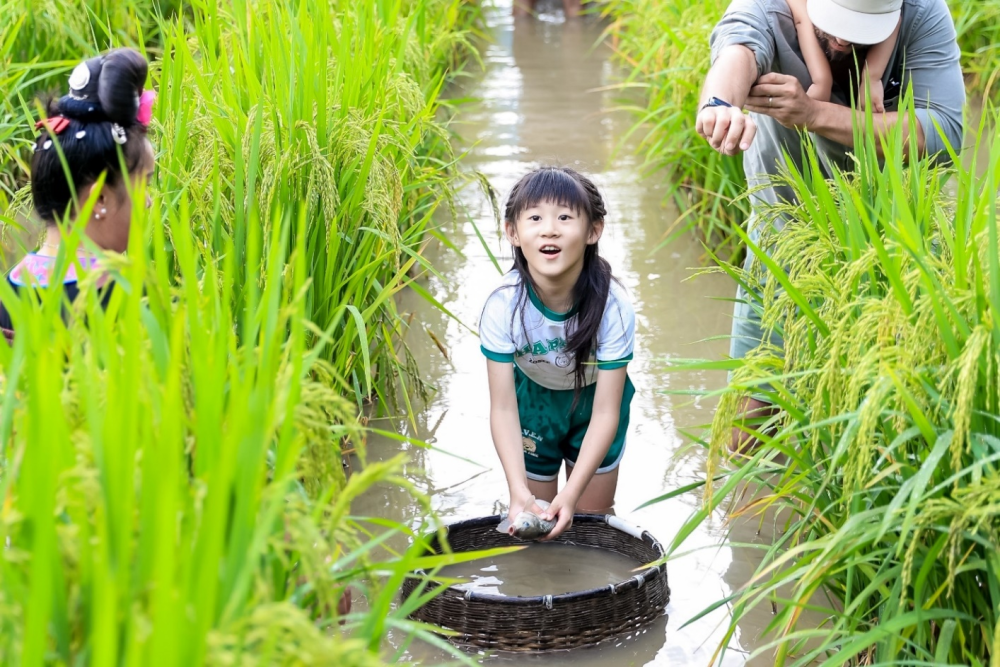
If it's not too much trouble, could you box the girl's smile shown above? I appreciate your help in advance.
[539,243,562,259]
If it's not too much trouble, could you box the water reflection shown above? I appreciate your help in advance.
[352,1,766,664]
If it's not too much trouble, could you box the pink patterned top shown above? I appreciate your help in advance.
[0,253,114,340]
[9,252,101,287]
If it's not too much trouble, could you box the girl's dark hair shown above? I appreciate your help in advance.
[504,167,613,396]
[31,48,150,223]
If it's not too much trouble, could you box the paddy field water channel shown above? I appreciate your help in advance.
[352,2,775,664]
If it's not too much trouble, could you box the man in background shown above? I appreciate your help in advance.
[694,0,965,450]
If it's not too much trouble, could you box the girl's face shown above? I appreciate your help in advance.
[506,199,603,283]
[80,138,155,253]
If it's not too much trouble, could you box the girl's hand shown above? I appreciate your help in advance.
[539,492,577,541]
[867,79,886,113]
[508,488,542,521]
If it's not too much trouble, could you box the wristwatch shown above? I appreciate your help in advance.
[699,96,733,111]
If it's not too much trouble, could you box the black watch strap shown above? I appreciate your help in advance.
[699,96,733,111]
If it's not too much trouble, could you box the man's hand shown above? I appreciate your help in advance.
[696,105,757,156]
[745,73,818,130]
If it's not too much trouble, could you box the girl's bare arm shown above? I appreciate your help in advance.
[562,367,626,502]
[486,360,536,517]
[787,0,832,100]
[865,20,900,80]
[541,366,627,539]
[861,20,899,111]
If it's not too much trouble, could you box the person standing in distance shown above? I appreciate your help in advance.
[694,0,965,451]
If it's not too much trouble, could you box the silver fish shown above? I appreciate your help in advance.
[496,497,556,540]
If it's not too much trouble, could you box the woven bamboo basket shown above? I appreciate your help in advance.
[401,514,669,652]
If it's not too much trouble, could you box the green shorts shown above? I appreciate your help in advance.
[514,366,635,481]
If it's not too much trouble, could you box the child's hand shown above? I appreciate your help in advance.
[867,79,885,113]
[539,492,577,541]
[508,488,542,520]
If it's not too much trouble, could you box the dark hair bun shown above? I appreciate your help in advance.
[98,49,148,125]
[58,48,148,126]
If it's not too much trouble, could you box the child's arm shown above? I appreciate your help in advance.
[862,20,899,112]
[787,0,832,101]
[541,366,628,540]
[486,360,539,519]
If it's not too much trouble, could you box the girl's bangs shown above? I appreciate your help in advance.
[509,169,590,220]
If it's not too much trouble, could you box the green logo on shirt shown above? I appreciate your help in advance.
[515,337,566,357]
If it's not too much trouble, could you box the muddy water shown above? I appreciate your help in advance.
[440,543,641,598]
[352,2,775,664]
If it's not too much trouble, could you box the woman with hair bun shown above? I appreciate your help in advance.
[1,47,156,340]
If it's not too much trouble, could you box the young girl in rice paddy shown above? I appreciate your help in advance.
[1,48,156,340]
[480,167,635,540]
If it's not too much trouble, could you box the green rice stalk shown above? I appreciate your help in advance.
[0,200,498,664]
[597,0,748,262]
[663,96,1000,664]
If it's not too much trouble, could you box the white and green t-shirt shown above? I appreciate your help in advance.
[479,270,635,391]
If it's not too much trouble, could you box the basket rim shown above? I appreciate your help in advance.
[409,513,667,606]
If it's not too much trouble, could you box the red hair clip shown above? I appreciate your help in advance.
[35,116,71,135]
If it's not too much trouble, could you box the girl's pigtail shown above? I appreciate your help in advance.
[563,173,611,402]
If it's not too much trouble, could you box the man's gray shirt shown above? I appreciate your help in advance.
[710,0,964,213]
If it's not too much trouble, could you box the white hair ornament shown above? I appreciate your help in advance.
[111,124,127,145]
[68,62,91,98]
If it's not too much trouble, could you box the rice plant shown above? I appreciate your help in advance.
[0,200,504,664]
[2,0,173,66]
[664,100,1000,664]
[154,0,479,414]
[0,0,492,662]
[2,0,482,411]
[598,0,747,263]
[0,17,41,216]
[949,0,1000,97]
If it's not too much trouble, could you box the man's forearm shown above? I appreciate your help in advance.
[808,101,926,157]
[700,44,758,108]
